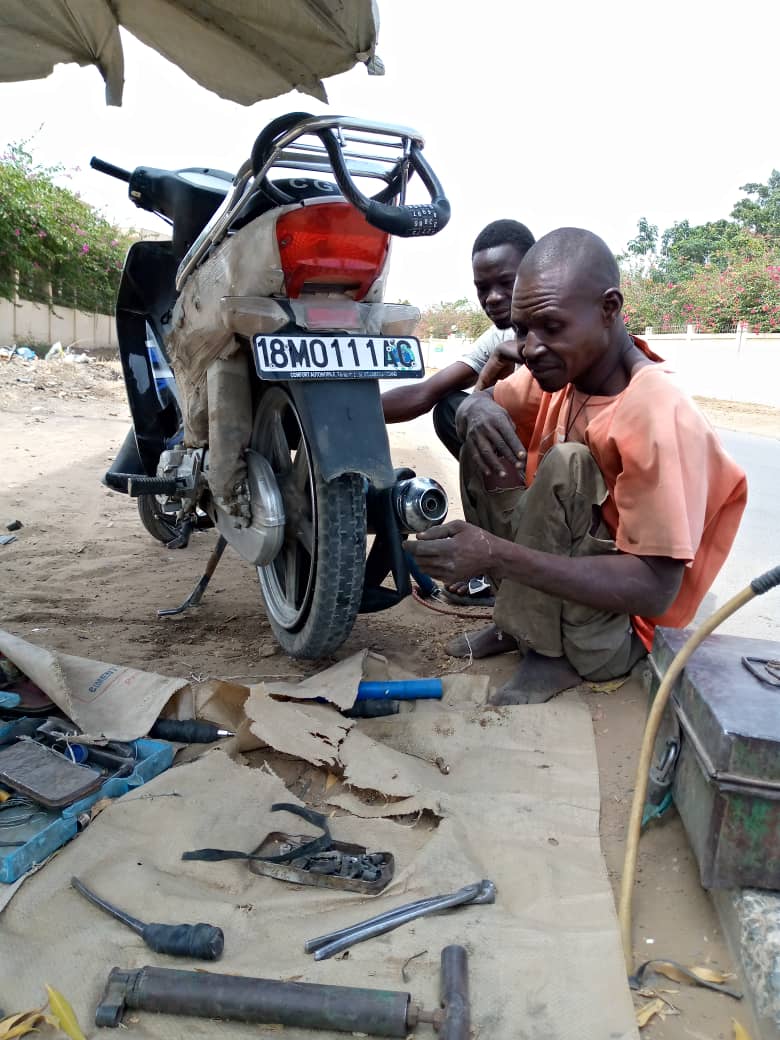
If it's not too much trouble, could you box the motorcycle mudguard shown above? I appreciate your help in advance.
[115,240,180,476]
[285,379,396,489]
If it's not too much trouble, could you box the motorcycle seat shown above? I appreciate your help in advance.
[230,177,342,231]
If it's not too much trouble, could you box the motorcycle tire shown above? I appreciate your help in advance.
[136,494,178,544]
[253,388,366,659]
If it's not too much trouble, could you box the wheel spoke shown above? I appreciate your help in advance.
[296,515,314,556]
[269,410,292,475]
[283,543,300,604]
[291,447,310,492]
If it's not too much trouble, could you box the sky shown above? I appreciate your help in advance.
[1,0,778,308]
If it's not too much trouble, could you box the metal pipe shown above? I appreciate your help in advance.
[71,876,145,935]
[307,880,496,960]
[439,946,470,1040]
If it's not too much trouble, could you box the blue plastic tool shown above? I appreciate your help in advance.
[356,679,443,702]
[0,692,20,710]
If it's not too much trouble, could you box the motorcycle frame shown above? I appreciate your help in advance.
[108,114,449,611]
[113,254,412,612]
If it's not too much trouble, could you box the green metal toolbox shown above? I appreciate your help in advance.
[647,627,780,890]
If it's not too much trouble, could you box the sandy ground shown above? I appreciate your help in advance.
[2,357,773,1038]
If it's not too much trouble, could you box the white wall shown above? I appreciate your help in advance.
[3,300,777,408]
[423,329,780,408]
[0,296,116,351]
[642,330,780,408]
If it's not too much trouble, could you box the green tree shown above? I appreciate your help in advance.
[416,299,490,340]
[731,169,780,239]
[626,217,658,257]
[660,219,757,280]
[0,141,136,314]
[620,169,780,334]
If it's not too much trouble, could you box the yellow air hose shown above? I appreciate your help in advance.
[618,564,780,973]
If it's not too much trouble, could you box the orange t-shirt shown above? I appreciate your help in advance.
[493,339,748,649]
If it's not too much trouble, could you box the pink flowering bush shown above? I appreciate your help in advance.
[0,142,136,314]
[623,246,780,333]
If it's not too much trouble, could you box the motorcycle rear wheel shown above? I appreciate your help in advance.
[253,387,366,659]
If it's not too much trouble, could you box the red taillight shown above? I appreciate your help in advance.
[275,203,389,300]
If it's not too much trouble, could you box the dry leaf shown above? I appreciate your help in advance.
[0,1014,35,1037]
[44,987,86,1040]
[732,1020,752,1040]
[636,998,667,1028]
[691,965,735,984]
[0,1010,46,1040]
[324,772,339,793]
[586,676,630,694]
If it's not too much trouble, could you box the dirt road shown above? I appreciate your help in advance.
[2,357,769,1037]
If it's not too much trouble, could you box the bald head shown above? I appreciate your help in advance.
[510,227,632,394]
[517,228,620,302]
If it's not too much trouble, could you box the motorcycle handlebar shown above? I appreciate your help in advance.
[90,157,131,183]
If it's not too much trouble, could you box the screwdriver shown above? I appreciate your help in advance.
[148,719,234,743]
[71,876,224,960]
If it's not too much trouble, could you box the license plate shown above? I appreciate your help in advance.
[252,334,424,380]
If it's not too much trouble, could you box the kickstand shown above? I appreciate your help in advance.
[157,536,228,618]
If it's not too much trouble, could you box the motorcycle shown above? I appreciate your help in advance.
[93,113,451,659]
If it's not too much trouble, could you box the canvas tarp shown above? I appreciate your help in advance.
[0,0,382,106]
[0,657,639,1039]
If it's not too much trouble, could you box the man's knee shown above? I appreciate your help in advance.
[432,392,467,460]
[534,442,599,486]
[532,443,608,519]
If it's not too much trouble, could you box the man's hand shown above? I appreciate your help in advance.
[407,520,504,582]
[455,391,526,479]
[474,338,523,391]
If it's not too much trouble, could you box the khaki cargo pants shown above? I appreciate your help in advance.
[461,442,647,681]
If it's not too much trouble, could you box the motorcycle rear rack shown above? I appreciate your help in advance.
[176,115,441,290]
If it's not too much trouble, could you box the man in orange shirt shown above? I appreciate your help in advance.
[407,228,747,704]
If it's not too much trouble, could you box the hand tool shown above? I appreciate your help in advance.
[26,720,137,777]
[71,876,224,960]
[95,945,470,1039]
[305,879,496,960]
[148,718,234,743]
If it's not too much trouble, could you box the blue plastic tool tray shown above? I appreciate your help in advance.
[0,724,174,884]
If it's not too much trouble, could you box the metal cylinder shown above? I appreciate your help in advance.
[392,476,448,532]
[439,946,470,1040]
[123,965,411,1037]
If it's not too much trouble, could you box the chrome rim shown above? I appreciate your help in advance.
[253,389,316,630]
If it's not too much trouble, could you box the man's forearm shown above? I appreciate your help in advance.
[382,383,433,422]
[382,362,477,423]
[492,539,683,618]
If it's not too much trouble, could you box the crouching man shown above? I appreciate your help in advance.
[408,228,747,705]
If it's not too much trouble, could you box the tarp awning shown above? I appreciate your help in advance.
[0,0,382,107]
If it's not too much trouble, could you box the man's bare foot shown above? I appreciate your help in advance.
[446,624,517,659]
[488,650,581,705]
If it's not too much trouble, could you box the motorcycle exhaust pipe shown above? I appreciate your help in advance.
[392,477,448,533]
